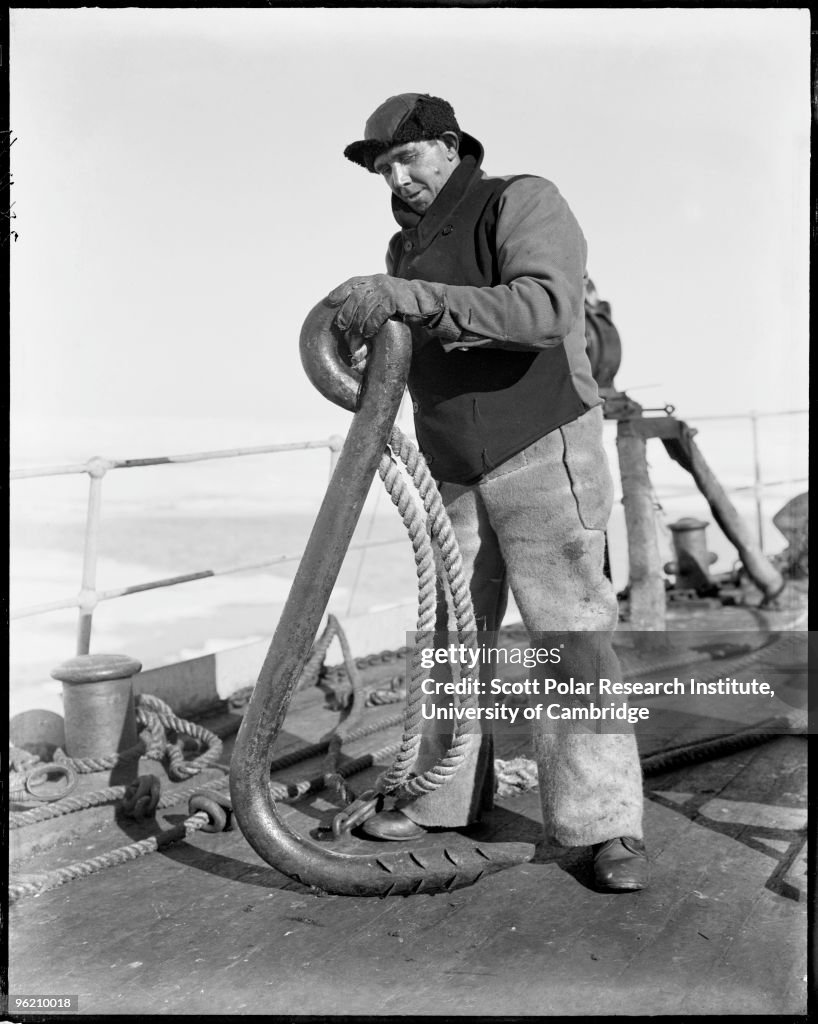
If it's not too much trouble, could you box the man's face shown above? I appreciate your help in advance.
[372,136,459,215]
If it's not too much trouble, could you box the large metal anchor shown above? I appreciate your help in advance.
[229,301,534,896]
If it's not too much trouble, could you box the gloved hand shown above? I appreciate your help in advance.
[326,274,446,339]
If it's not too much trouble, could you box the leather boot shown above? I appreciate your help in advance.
[362,810,427,841]
[593,836,648,892]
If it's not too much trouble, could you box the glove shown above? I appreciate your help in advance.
[326,274,446,340]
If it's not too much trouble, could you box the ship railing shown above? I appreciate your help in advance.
[9,434,400,656]
[9,409,808,657]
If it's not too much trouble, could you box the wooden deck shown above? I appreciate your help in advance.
[8,633,808,1017]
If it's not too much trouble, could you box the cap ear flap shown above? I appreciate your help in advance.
[393,95,461,148]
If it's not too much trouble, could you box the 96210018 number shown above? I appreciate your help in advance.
[10,995,78,1011]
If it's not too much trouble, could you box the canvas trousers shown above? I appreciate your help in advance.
[398,405,644,847]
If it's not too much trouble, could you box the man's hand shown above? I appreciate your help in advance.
[326,274,445,340]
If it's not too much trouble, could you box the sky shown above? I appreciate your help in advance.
[9,7,810,460]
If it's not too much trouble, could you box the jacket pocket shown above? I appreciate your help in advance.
[560,407,613,531]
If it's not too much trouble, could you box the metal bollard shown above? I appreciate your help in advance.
[51,654,142,759]
[664,517,719,595]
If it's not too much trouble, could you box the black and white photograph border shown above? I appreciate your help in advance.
[7,7,810,1019]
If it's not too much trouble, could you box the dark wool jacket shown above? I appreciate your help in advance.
[386,133,601,484]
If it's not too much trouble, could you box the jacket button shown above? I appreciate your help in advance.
[412,401,419,413]
[442,225,453,235]
[404,240,414,252]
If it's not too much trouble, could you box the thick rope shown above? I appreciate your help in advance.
[9,811,212,903]
[373,426,481,800]
[372,450,437,792]
[138,694,223,779]
[10,784,131,829]
[346,350,480,793]
[47,693,223,781]
[52,738,145,774]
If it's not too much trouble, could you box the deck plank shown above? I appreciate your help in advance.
[620,737,807,1014]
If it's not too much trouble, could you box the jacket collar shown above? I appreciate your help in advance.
[391,132,485,244]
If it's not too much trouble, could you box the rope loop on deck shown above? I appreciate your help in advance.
[136,694,224,780]
[45,694,223,781]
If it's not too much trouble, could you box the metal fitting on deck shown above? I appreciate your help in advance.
[51,653,142,759]
[664,517,719,596]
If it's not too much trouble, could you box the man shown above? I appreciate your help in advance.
[326,93,647,892]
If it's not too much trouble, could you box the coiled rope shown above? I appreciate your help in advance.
[371,424,480,800]
[347,339,481,797]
